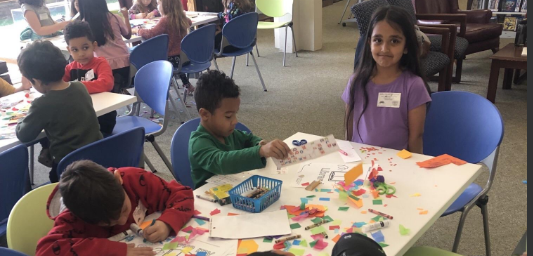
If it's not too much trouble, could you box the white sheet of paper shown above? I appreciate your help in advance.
[205,172,254,186]
[293,163,366,188]
[210,210,291,239]
[336,140,362,163]
[274,134,340,169]
[522,47,527,56]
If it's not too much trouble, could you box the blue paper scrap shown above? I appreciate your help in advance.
[319,197,331,201]
[371,230,385,243]
[293,239,301,245]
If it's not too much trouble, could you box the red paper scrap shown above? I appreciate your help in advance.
[417,154,467,168]
[210,208,221,216]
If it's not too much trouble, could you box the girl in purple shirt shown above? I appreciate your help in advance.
[342,6,431,153]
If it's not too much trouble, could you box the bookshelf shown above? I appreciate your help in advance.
[470,0,527,38]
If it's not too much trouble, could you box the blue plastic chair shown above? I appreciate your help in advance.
[213,12,267,92]
[56,127,145,178]
[176,24,216,76]
[112,61,174,173]
[170,118,252,188]
[0,247,29,256]
[0,145,29,236]
[424,91,504,256]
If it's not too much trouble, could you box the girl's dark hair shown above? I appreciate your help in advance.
[18,0,44,7]
[78,0,114,46]
[345,6,430,142]
[70,0,78,18]
[135,0,157,13]
[222,0,253,13]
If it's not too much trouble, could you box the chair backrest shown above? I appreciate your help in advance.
[413,0,458,14]
[7,183,57,256]
[351,0,389,68]
[0,145,29,230]
[181,24,216,64]
[135,60,174,116]
[130,34,169,70]
[222,12,259,49]
[0,248,29,256]
[387,0,417,23]
[170,118,252,189]
[56,127,145,177]
[256,0,293,18]
[424,91,504,164]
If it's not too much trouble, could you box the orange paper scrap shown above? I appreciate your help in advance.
[345,163,363,185]
[419,210,429,215]
[397,149,412,159]
[417,154,467,168]
[349,197,363,209]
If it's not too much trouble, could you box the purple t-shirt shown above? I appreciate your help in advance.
[341,71,431,150]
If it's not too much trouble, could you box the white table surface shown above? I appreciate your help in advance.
[0,91,137,152]
[192,132,483,256]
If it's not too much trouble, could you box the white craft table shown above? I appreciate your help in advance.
[191,132,483,256]
[0,91,137,152]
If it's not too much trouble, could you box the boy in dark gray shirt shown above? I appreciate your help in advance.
[16,41,102,182]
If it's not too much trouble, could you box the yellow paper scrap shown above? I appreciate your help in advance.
[410,193,421,197]
[181,247,193,254]
[344,163,363,185]
[397,149,412,159]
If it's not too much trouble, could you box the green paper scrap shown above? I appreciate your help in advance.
[263,237,273,243]
[162,242,178,250]
[323,216,334,223]
[318,253,330,256]
[399,224,410,236]
[331,220,342,226]
[290,223,302,229]
[320,189,332,192]
[309,240,317,248]
[338,206,350,211]
[288,248,306,256]
[300,239,308,247]
[300,202,306,210]
[310,226,327,235]
[311,218,323,224]
[288,214,296,219]
[372,215,384,222]
[349,194,359,201]
[373,199,383,205]
[307,195,316,198]
[339,191,348,201]
[378,242,389,248]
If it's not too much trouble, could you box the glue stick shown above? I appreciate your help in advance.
[362,220,390,233]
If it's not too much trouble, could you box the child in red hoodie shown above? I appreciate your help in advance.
[36,160,195,256]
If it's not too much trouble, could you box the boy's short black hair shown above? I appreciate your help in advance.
[64,20,95,45]
[59,160,125,225]
[17,41,67,85]
[194,70,240,113]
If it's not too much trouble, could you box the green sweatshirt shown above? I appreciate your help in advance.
[189,124,266,188]
[16,82,103,163]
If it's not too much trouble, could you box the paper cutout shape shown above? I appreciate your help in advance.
[300,239,308,247]
[292,240,301,245]
[210,208,221,216]
[332,234,341,243]
[181,247,193,254]
[417,154,467,168]
[344,163,363,185]
[263,237,273,243]
[289,248,306,256]
[419,210,429,215]
[313,239,328,250]
[310,226,327,235]
[311,234,325,241]
[371,230,385,243]
[399,224,410,236]
[410,193,421,197]
[329,225,340,230]
[237,240,259,254]
[373,199,383,205]
[319,197,330,201]
[290,223,302,229]
[338,206,349,211]
[194,219,206,226]
[162,242,178,250]
[397,149,412,159]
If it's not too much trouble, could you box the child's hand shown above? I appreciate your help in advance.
[143,220,171,243]
[120,7,129,18]
[259,139,291,159]
[126,243,155,256]
[132,27,139,35]
[146,12,155,19]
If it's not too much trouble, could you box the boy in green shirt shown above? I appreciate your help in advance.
[189,70,291,188]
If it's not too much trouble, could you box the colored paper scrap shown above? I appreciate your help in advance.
[181,247,193,254]
[263,237,273,243]
[210,208,221,216]
[237,240,259,254]
[329,225,340,230]
[373,199,383,205]
[311,234,325,241]
[289,248,306,256]
[194,219,206,226]
[355,179,364,186]
[361,211,367,214]
[331,220,342,226]
[378,242,389,248]
[322,216,334,223]
[354,222,366,228]
[300,239,308,247]
[293,240,301,245]
[419,210,429,215]
[197,252,207,256]
[292,213,309,221]
[307,195,316,198]
[416,154,467,168]
[338,206,349,211]
[339,191,348,201]
[349,197,363,208]
[371,230,385,243]
[320,189,332,192]
[372,215,384,222]
[319,197,330,201]
[301,198,309,204]
[345,163,363,185]
[397,149,412,159]
[318,253,330,256]
[311,218,323,224]
[353,189,366,196]
[181,226,194,233]
[290,223,302,229]
[310,226,327,235]
[332,234,341,243]
[399,224,410,236]
[410,193,421,197]
[313,239,328,250]
[162,242,178,250]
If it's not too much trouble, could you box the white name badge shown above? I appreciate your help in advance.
[377,92,401,108]
[85,69,95,81]
[39,13,48,20]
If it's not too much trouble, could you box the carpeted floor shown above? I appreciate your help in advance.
[26,2,527,255]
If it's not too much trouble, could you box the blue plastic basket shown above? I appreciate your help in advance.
[228,175,283,213]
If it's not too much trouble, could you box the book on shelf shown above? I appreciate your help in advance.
[489,0,500,11]
[503,16,518,30]
[500,0,519,12]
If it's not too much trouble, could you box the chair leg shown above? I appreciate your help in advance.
[283,26,288,67]
[147,135,172,171]
[479,197,491,256]
[246,53,249,66]
[453,58,464,83]
[29,145,34,185]
[452,211,469,253]
[213,58,220,71]
[143,152,157,173]
[291,25,298,57]
[171,78,191,121]
[256,44,260,57]
[339,0,351,24]
[250,52,267,92]
[230,56,236,79]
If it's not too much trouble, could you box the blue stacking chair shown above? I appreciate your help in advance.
[0,145,29,237]
[424,91,504,256]
[170,118,252,188]
[56,127,145,178]
[213,13,267,92]
[174,24,217,104]
[130,35,189,120]
[113,61,174,173]
[0,247,28,256]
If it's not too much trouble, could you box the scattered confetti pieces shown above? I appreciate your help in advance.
[332,234,341,243]
[263,238,273,243]
[419,210,428,215]
[338,206,349,211]
[194,219,206,226]
[361,211,367,214]
[319,197,331,201]
[410,193,421,197]
[373,199,383,205]
[371,230,385,243]
[397,149,412,159]
[399,224,410,236]
[210,208,221,216]
[290,223,302,229]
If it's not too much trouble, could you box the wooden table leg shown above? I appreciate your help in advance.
[503,68,513,89]
[487,61,500,103]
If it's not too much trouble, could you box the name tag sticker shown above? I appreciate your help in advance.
[377,93,401,108]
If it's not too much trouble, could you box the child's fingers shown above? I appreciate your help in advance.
[273,142,289,158]
[142,226,157,239]
[146,231,162,243]
[131,247,156,256]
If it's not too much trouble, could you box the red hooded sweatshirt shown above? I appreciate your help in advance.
[36,167,194,256]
